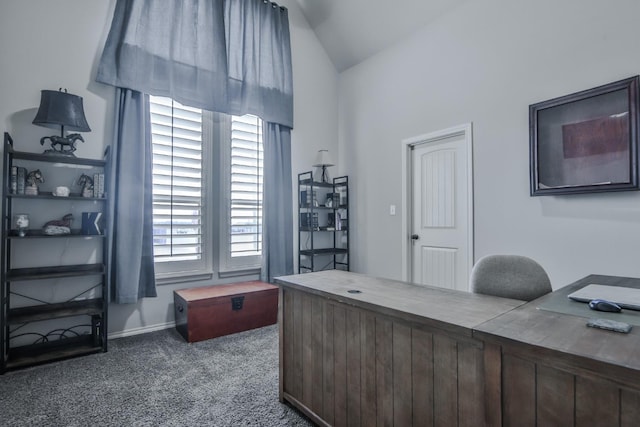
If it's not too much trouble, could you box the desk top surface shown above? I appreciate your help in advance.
[275,270,523,337]
[475,274,640,377]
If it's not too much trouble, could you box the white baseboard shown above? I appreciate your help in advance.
[108,321,176,340]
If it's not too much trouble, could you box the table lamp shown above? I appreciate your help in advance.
[32,88,91,156]
[313,149,334,183]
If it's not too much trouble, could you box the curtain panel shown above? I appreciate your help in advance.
[261,122,293,282]
[97,0,293,129]
[225,1,293,128]
[107,89,157,303]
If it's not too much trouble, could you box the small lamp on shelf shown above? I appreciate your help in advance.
[32,88,91,157]
[313,149,334,183]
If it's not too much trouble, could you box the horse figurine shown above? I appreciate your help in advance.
[25,169,44,196]
[43,213,73,235]
[26,169,44,187]
[77,173,94,197]
[40,133,84,156]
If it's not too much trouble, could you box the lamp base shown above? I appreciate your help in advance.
[42,149,77,157]
[320,166,330,183]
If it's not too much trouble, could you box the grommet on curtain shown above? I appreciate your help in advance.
[261,0,286,11]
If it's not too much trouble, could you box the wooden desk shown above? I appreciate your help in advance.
[275,270,523,426]
[475,274,640,427]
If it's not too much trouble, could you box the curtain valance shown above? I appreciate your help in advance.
[96,0,293,128]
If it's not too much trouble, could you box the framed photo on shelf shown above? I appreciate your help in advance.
[529,75,640,196]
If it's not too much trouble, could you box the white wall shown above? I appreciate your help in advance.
[0,0,338,335]
[0,0,115,155]
[283,0,341,272]
[339,0,640,288]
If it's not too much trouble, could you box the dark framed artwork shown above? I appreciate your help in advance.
[530,76,640,196]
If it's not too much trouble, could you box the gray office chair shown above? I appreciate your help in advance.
[470,254,552,301]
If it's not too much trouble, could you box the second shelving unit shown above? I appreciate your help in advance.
[298,171,349,273]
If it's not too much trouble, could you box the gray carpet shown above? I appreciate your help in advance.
[0,325,312,427]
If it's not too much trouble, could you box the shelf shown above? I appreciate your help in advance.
[299,227,348,232]
[7,229,105,239]
[299,179,334,189]
[8,146,106,167]
[7,192,105,201]
[299,205,332,210]
[6,335,103,370]
[299,205,347,210]
[299,248,348,256]
[299,265,340,272]
[6,263,105,281]
[8,298,104,324]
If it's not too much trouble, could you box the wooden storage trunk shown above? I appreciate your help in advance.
[174,281,278,343]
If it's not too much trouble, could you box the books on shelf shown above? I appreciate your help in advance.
[323,192,341,208]
[98,173,104,198]
[300,212,318,229]
[13,167,27,195]
[327,212,335,228]
[10,166,17,194]
[300,189,317,207]
[92,173,105,198]
[338,188,347,207]
[336,208,348,230]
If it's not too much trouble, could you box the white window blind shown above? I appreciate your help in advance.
[149,96,203,263]
[229,115,263,258]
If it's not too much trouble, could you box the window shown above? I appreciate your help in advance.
[149,95,263,280]
[219,114,263,272]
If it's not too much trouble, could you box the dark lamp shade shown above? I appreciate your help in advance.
[32,90,91,132]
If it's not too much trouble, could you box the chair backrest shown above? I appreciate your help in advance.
[470,254,552,301]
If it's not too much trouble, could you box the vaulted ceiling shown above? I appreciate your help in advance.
[295,0,468,72]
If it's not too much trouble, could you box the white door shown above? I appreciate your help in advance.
[410,131,471,291]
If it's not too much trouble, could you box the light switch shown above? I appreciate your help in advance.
[389,204,396,215]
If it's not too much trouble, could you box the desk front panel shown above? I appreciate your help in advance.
[498,348,640,427]
[279,286,495,427]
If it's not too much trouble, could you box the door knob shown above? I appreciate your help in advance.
[411,234,419,240]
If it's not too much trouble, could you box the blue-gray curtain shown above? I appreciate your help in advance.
[97,0,293,128]
[107,88,157,303]
[97,0,229,115]
[261,123,293,282]
[225,0,293,128]
[97,0,294,298]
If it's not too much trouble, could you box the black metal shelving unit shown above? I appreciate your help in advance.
[1,132,110,373]
[297,171,349,273]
